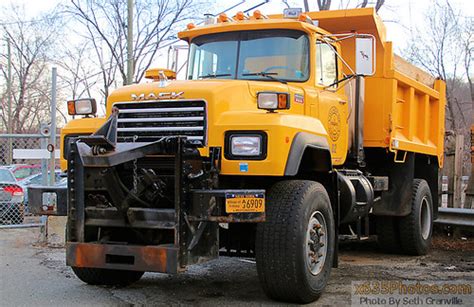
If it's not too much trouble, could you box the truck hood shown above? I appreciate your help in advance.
[106,79,305,117]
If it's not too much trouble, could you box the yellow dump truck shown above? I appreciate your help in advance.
[30,8,445,303]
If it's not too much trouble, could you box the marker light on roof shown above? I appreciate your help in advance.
[187,23,195,30]
[253,10,267,19]
[218,13,233,22]
[235,11,247,21]
[298,13,315,25]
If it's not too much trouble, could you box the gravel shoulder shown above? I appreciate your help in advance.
[1,228,473,306]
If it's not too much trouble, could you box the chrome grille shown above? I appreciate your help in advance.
[114,100,206,146]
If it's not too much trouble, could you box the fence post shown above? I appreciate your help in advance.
[453,135,464,208]
[6,36,13,164]
[40,135,48,243]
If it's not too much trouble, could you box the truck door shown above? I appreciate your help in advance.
[315,41,349,166]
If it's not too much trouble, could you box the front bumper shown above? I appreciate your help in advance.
[27,134,265,274]
[67,242,179,273]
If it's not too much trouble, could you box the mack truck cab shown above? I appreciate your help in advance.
[29,8,445,303]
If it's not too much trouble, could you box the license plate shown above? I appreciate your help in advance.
[225,193,265,213]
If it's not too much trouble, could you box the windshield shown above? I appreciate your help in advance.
[188,30,309,82]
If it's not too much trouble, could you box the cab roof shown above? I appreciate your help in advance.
[178,8,386,47]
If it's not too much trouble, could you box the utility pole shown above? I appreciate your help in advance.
[6,36,13,164]
[127,0,134,85]
[49,67,57,186]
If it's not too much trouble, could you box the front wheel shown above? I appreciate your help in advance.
[71,267,144,286]
[256,180,335,303]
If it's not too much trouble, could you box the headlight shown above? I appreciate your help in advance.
[67,98,97,116]
[225,132,267,160]
[231,136,261,156]
[257,92,289,111]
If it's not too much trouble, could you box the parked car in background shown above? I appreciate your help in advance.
[19,170,66,212]
[6,164,42,181]
[0,167,25,224]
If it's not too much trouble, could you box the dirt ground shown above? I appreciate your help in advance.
[0,227,473,306]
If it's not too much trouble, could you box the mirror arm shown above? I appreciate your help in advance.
[324,74,362,89]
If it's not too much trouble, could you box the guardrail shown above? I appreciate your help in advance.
[435,207,474,227]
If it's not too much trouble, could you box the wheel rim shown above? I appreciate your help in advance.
[305,211,328,275]
[420,196,431,240]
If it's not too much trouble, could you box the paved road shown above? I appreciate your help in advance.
[1,228,473,306]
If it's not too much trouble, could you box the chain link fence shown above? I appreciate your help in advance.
[0,133,60,228]
[0,182,27,225]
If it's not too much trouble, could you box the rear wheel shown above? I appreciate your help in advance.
[399,179,433,255]
[71,267,144,286]
[256,180,335,303]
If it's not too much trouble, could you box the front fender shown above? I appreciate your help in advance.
[60,117,106,170]
[213,112,330,176]
[284,132,332,176]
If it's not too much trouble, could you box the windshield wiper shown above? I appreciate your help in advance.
[241,72,287,84]
[198,73,231,79]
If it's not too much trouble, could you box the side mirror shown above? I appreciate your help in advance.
[355,35,376,76]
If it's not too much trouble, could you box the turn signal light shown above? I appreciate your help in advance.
[278,93,288,109]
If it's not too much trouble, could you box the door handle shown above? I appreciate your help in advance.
[338,100,347,105]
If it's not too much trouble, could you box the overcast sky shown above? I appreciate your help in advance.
[7,0,473,52]
[2,0,472,115]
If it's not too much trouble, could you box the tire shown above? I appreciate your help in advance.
[376,216,401,253]
[71,267,144,286]
[399,179,433,255]
[256,180,335,303]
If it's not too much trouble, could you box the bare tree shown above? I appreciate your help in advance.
[68,0,199,90]
[404,0,472,133]
[461,17,473,104]
[404,0,472,175]
[0,5,65,133]
[56,42,99,100]
[317,0,332,10]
